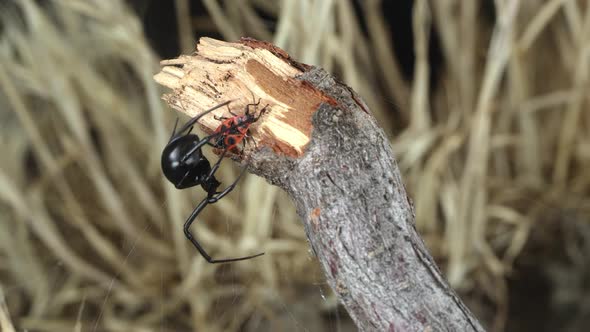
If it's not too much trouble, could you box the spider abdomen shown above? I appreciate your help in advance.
[161,134,212,189]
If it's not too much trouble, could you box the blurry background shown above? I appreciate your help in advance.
[1,0,589,331]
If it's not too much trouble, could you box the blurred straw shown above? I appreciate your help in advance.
[176,0,194,54]
[1,0,590,331]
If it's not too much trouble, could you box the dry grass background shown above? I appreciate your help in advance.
[1,0,590,331]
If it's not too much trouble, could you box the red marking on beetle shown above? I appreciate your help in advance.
[213,103,268,153]
[213,117,249,151]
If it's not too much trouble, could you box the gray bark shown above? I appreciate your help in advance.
[247,68,485,332]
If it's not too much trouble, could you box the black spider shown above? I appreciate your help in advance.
[161,100,264,263]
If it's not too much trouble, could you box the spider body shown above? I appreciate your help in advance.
[161,100,265,263]
[161,133,219,190]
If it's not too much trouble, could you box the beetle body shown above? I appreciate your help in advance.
[212,103,268,152]
[213,115,251,151]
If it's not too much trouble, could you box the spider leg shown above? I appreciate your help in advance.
[205,149,228,182]
[183,198,214,261]
[206,167,266,260]
[168,117,180,142]
[180,127,234,164]
[183,198,263,263]
[172,100,233,140]
[208,165,247,203]
[183,168,264,263]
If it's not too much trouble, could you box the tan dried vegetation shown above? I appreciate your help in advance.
[1,0,589,331]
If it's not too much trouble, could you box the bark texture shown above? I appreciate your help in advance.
[154,37,485,332]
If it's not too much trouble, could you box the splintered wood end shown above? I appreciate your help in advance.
[154,37,334,157]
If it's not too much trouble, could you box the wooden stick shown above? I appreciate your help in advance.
[154,37,485,332]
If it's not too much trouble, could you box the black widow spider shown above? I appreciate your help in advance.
[161,100,265,263]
